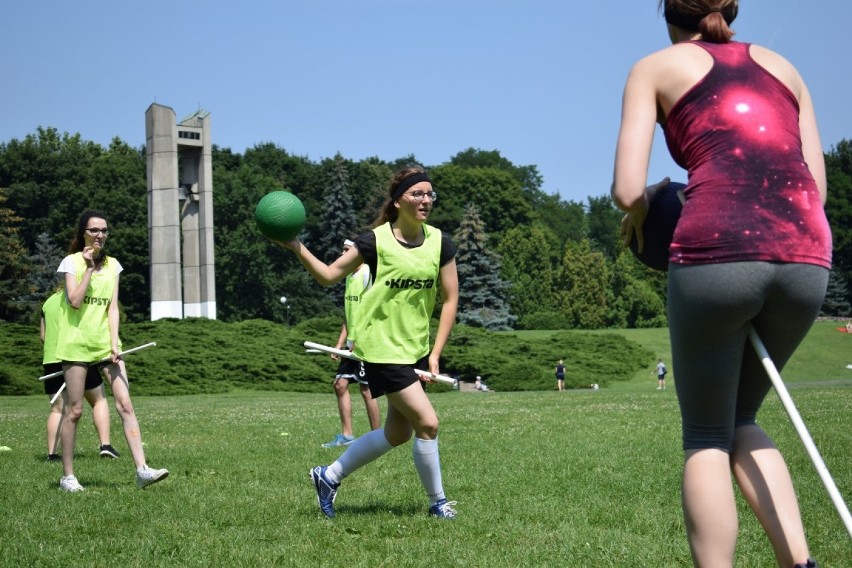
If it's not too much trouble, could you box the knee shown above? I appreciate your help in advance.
[114,397,135,416]
[64,405,84,422]
[333,380,347,395]
[415,417,439,440]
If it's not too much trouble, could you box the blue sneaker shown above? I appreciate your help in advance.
[310,466,339,518]
[321,434,355,448]
[428,499,457,519]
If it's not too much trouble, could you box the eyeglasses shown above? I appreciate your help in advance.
[405,190,437,202]
[85,228,110,236]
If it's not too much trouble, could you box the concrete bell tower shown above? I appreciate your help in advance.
[145,103,216,320]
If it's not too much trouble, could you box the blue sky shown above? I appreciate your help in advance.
[2,1,849,204]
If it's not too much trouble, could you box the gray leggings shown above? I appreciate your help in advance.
[667,262,828,452]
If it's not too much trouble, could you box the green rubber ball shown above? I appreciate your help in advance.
[255,191,306,241]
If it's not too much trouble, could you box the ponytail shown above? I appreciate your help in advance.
[698,10,735,43]
[660,0,737,43]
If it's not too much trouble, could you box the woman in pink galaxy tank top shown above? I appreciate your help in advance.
[611,2,829,567]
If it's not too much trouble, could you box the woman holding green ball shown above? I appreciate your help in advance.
[272,166,459,520]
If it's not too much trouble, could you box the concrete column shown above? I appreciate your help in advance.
[180,148,201,316]
[197,112,217,319]
[177,111,216,319]
[145,104,183,320]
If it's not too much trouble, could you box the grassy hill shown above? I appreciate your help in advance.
[2,318,849,396]
[604,320,852,388]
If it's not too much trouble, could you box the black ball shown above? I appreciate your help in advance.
[628,181,686,272]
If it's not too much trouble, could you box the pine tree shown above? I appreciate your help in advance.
[314,154,357,264]
[820,268,851,317]
[454,204,516,330]
[314,154,359,308]
[24,232,65,303]
[0,189,33,322]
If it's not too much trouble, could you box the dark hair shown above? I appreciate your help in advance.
[68,210,109,269]
[659,0,737,43]
[369,166,428,228]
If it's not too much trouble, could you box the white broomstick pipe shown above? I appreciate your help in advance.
[303,341,458,387]
[748,326,852,538]
[41,342,157,405]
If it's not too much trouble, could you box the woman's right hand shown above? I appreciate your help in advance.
[271,238,301,251]
[82,246,97,268]
[620,177,670,253]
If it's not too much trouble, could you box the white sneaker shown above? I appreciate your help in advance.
[136,465,169,489]
[60,475,84,492]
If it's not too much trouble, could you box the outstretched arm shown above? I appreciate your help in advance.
[272,238,363,286]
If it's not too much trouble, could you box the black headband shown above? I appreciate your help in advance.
[664,3,737,32]
[391,172,431,200]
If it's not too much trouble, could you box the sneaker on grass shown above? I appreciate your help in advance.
[321,434,355,448]
[99,444,120,459]
[428,499,458,519]
[310,466,339,518]
[136,465,169,489]
[59,475,84,492]
[47,453,61,462]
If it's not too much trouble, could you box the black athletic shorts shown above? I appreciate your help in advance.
[335,358,368,385]
[364,356,429,398]
[43,363,105,395]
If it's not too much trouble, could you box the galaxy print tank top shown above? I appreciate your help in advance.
[663,41,831,268]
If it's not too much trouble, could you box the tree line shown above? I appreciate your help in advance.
[1,127,850,328]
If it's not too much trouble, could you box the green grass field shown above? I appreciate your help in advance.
[1,321,850,566]
[1,332,850,566]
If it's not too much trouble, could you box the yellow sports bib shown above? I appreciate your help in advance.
[55,253,121,363]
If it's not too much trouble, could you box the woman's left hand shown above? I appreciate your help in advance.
[423,355,441,383]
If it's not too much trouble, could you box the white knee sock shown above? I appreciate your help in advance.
[328,428,393,483]
[413,437,445,504]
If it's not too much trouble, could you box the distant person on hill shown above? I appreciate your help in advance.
[554,359,566,392]
[655,359,668,390]
[474,376,490,392]
[322,239,381,448]
[41,289,118,462]
[612,2,829,566]
[55,210,168,492]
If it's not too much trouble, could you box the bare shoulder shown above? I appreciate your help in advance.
[631,43,711,79]
[628,43,712,108]
[748,44,804,98]
[631,45,675,74]
[748,44,793,67]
